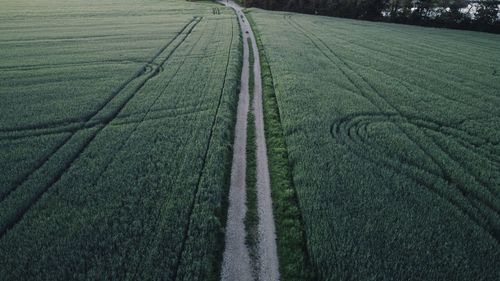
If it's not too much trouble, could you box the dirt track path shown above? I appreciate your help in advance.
[220,1,280,281]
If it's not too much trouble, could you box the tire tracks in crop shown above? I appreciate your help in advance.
[169,16,233,281]
[311,26,500,93]
[330,112,500,201]
[82,18,209,278]
[0,18,199,202]
[123,17,219,280]
[0,17,202,239]
[301,20,500,239]
[0,59,152,72]
[312,19,500,70]
[0,103,201,142]
[70,20,204,223]
[305,19,500,112]
[0,21,197,142]
[285,15,500,242]
[0,134,73,202]
[330,113,500,241]
[287,15,499,192]
[287,14,500,116]
[0,18,198,135]
[309,34,500,207]
[342,58,500,117]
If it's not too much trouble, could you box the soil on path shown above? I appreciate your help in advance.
[220,1,280,281]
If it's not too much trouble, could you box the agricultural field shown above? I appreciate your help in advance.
[0,0,241,280]
[247,9,500,281]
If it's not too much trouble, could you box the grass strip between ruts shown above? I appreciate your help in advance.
[245,10,317,281]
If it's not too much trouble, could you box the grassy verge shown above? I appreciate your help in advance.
[246,10,317,281]
[244,36,259,278]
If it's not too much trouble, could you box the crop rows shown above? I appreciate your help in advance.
[248,9,500,281]
[284,15,500,239]
[0,16,203,238]
[0,0,241,280]
[0,16,201,219]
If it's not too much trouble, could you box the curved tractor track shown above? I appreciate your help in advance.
[220,1,280,281]
[282,13,500,242]
[0,17,202,238]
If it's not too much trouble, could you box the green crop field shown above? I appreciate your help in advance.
[2,0,500,279]
[247,9,500,281]
[0,0,240,280]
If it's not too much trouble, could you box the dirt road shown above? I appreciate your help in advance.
[220,1,280,281]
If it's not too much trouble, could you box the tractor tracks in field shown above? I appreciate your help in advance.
[0,16,201,198]
[220,1,280,281]
[0,17,202,239]
[284,14,500,243]
[0,17,199,136]
[0,59,158,72]
[285,14,500,114]
[330,113,500,221]
[169,17,235,281]
[0,102,195,142]
[313,28,500,100]
[120,16,228,280]
[66,17,206,224]
[75,17,209,279]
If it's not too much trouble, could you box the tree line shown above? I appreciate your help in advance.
[243,0,500,33]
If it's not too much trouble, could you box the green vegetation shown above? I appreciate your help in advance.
[244,37,259,277]
[247,12,316,281]
[0,0,241,280]
[248,8,500,281]
[3,0,500,279]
